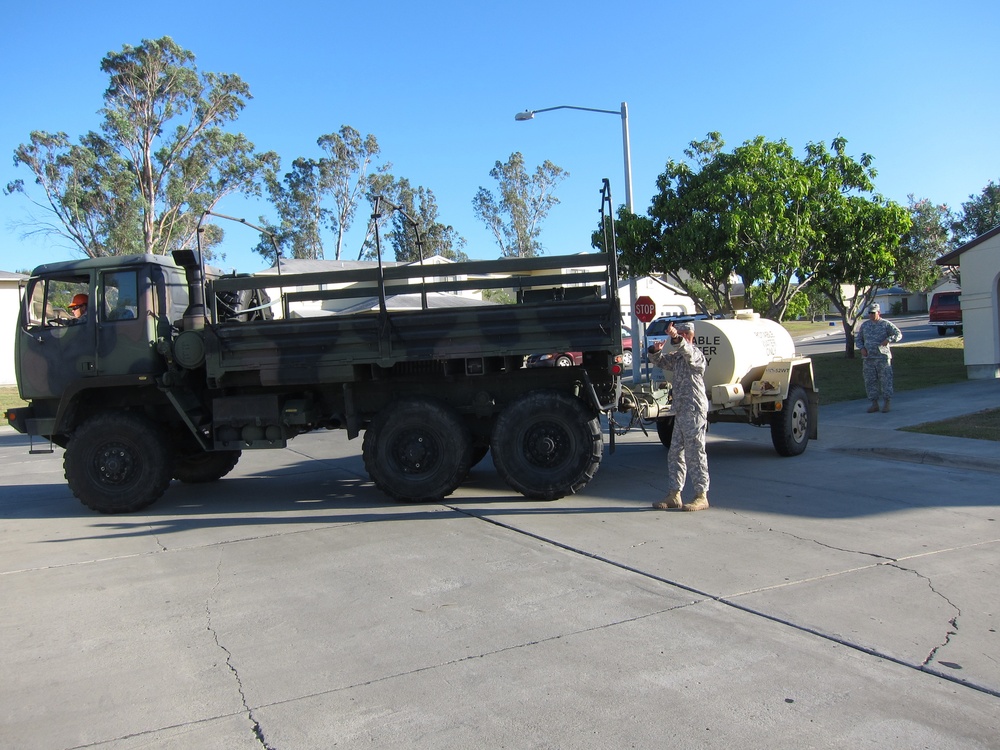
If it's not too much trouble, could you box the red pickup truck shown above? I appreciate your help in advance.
[929,291,962,336]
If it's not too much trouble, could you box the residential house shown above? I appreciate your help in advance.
[936,226,1000,379]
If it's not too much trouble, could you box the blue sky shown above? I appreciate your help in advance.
[2,0,998,274]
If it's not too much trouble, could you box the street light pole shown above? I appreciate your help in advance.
[514,101,642,381]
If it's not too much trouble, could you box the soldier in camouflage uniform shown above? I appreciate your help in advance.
[854,303,902,413]
[648,321,710,511]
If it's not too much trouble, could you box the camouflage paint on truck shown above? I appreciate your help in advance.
[7,185,627,514]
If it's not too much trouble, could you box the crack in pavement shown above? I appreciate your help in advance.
[446,503,1000,699]
[207,549,278,750]
[250,602,694,713]
[887,562,963,668]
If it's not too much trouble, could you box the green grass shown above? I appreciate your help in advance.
[1,386,26,425]
[810,337,1000,442]
[810,338,966,405]
[901,408,1000,442]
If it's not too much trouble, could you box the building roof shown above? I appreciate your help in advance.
[937,224,1000,265]
[259,255,456,276]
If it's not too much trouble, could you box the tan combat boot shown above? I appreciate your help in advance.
[653,490,683,510]
[881,398,891,413]
[867,400,880,413]
[683,493,709,512]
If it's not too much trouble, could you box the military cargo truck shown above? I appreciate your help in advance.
[7,188,626,513]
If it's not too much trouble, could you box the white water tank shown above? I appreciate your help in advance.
[653,318,795,389]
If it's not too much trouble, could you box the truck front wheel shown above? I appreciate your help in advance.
[64,412,173,513]
[362,399,472,502]
[770,385,810,457]
[491,390,602,500]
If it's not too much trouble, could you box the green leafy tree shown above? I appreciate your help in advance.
[800,283,832,322]
[801,137,910,355]
[6,36,277,258]
[812,195,910,357]
[894,195,951,292]
[472,152,567,257]
[616,133,819,319]
[951,180,1000,245]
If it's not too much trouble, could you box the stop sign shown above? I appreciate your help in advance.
[634,295,656,323]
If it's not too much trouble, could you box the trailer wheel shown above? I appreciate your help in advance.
[770,385,810,457]
[173,450,242,483]
[655,417,675,449]
[362,399,472,502]
[64,412,172,513]
[491,390,602,500]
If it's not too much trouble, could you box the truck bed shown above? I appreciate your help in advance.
[206,253,623,387]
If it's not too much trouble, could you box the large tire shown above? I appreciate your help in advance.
[937,326,947,336]
[173,450,241,483]
[64,412,172,513]
[362,399,472,502]
[770,385,811,457]
[655,417,675,449]
[491,391,602,500]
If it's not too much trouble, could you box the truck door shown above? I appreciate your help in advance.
[96,268,159,376]
[16,274,96,400]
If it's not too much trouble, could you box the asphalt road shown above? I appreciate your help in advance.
[794,313,953,356]
[2,376,999,749]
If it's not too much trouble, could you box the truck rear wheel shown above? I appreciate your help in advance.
[770,385,810,457]
[491,390,602,500]
[173,450,241,483]
[362,399,472,502]
[64,412,172,513]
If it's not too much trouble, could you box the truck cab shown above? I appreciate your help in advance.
[12,255,188,441]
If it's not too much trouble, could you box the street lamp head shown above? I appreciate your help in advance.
[514,110,534,122]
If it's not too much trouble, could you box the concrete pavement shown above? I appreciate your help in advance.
[1,378,998,748]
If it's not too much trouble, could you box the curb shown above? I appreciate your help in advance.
[831,446,1000,475]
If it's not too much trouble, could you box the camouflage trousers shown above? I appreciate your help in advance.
[862,356,894,400]
[667,411,709,495]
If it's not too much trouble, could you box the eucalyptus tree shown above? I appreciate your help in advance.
[6,36,276,258]
[382,179,467,262]
[472,152,567,258]
[318,126,392,260]
[255,157,327,261]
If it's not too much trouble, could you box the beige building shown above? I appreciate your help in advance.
[937,226,1000,379]
[1,271,28,386]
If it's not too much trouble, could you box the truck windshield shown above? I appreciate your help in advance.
[26,276,89,328]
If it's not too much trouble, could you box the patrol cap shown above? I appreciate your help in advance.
[867,303,880,315]
[674,321,694,333]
